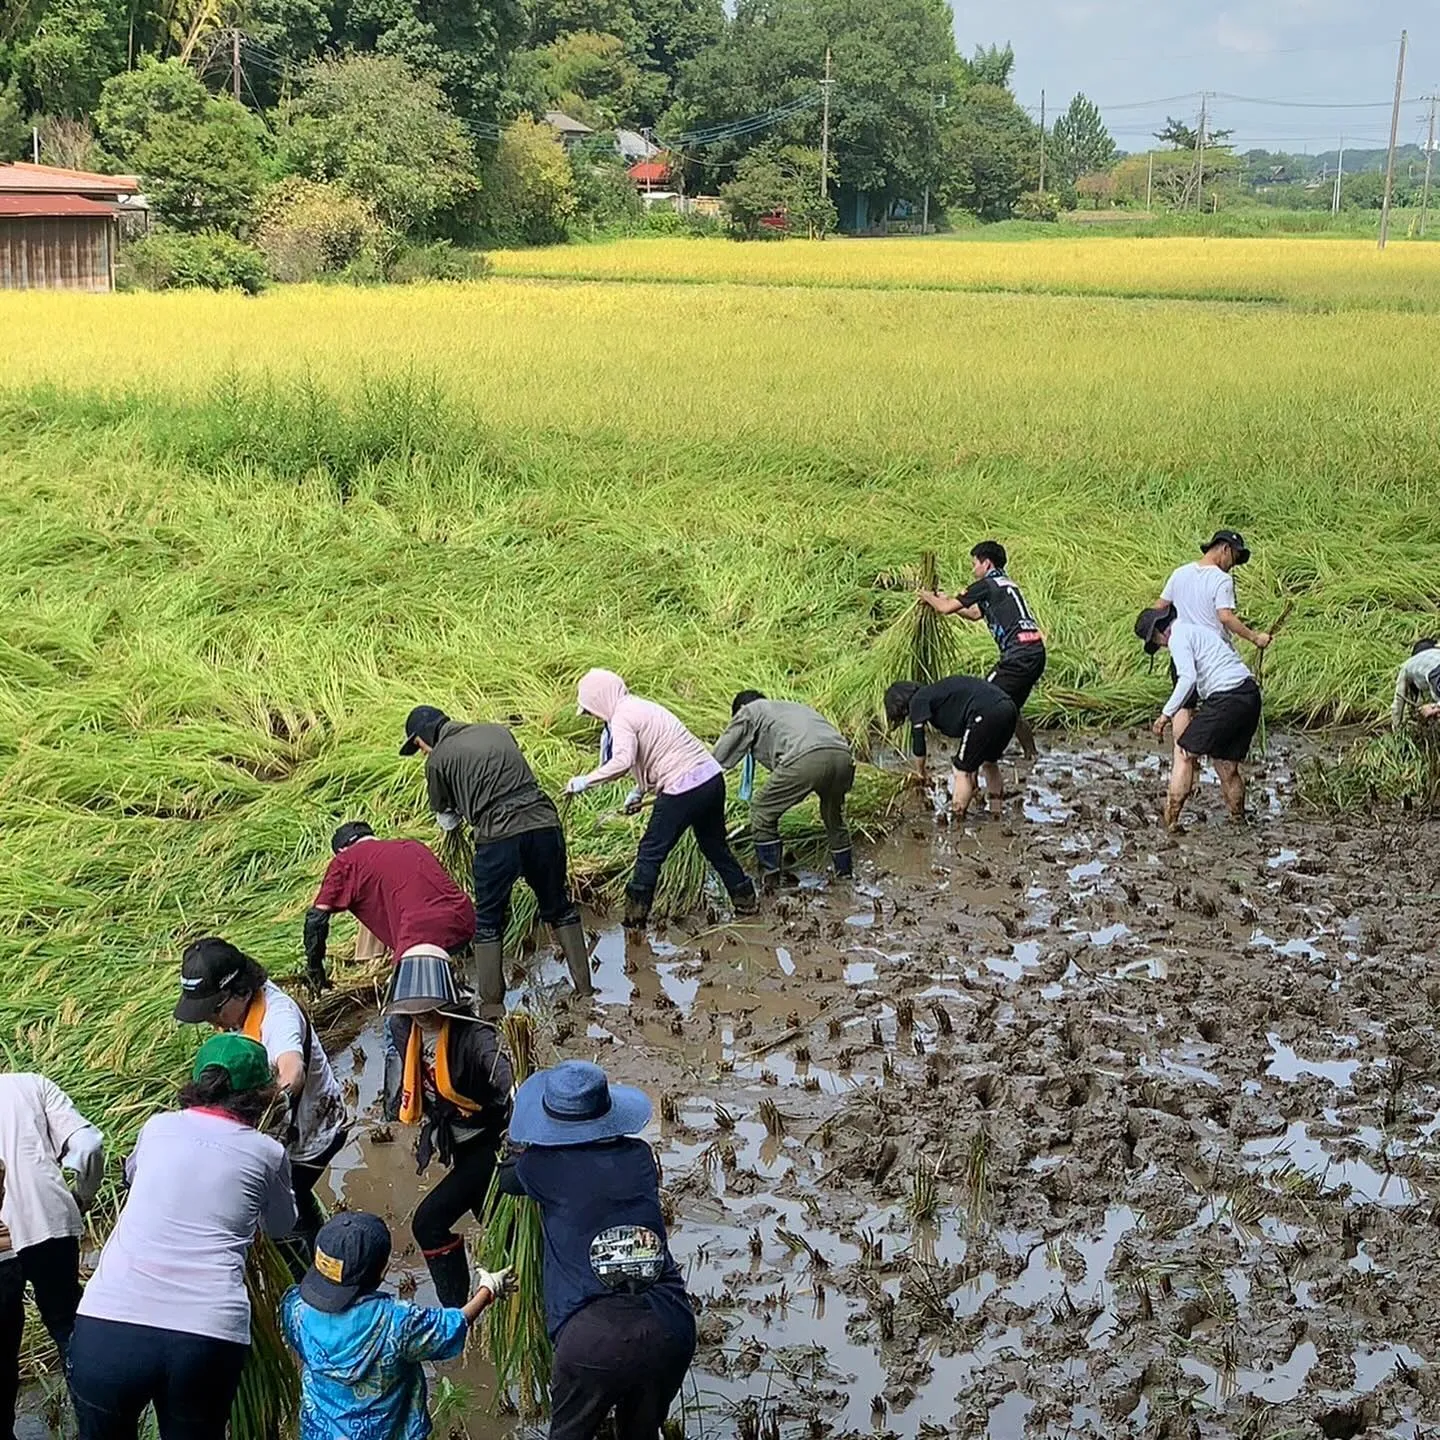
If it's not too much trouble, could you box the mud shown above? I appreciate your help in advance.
[327,733,1440,1439]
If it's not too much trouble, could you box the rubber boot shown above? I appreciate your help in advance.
[831,847,853,879]
[623,891,652,929]
[472,940,505,1008]
[731,882,760,916]
[552,920,594,996]
[424,1242,470,1308]
[755,839,784,894]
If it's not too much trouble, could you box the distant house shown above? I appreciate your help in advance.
[0,163,140,292]
[543,111,595,150]
[616,129,660,164]
[627,160,671,191]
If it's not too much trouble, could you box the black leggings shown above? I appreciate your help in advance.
[68,1315,248,1440]
[0,1237,81,1438]
[412,1137,499,1306]
[549,1294,696,1440]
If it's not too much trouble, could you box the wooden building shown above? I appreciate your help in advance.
[0,163,141,293]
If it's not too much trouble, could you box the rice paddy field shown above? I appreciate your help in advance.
[2,231,1439,1153]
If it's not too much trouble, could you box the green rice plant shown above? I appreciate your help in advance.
[1299,728,1440,812]
[474,1012,551,1419]
[232,1234,301,1440]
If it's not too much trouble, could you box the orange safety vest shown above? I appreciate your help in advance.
[400,1019,482,1126]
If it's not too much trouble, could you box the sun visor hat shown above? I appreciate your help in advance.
[1201,529,1250,565]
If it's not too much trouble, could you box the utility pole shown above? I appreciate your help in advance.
[819,47,832,201]
[1332,135,1344,215]
[231,27,242,103]
[31,126,39,163]
[1146,150,1153,212]
[1378,29,1407,251]
[1421,95,1437,237]
[1038,89,1046,194]
[1193,93,1208,211]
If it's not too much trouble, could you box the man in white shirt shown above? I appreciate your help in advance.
[1154,530,1272,746]
[1392,638,1440,730]
[174,937,348,1259]
[1136,605,1263,829]
[0,1073,104,1436]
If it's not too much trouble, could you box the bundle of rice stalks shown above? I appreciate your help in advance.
[475,1011,552,1419]
[232,1233,301,1440]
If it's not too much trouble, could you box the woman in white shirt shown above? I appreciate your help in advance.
[0,1073,104,1439]
[173,936,348,1256]
[69,1034,297,1440]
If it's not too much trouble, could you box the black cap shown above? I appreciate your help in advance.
[399,706,449,757]
[175,937,253,1024]
[1413,638,1438,656]
[1201,529,1250,565]
[331,821,374,854]
[1135,604,1176,655]
[301,1212,391,1313]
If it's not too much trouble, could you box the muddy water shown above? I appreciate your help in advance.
[323,735,1440,1438]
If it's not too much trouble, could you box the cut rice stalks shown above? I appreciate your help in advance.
[475,1011,552,1419]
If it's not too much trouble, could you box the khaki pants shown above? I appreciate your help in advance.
[750,748,854,851]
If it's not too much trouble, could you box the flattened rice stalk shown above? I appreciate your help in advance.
[232,1234,301,1440]
[474,1011,552,1419]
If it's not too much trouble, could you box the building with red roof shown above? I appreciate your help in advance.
[0,163,142,292]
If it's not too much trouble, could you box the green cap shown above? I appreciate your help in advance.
[192,1033,272,1093]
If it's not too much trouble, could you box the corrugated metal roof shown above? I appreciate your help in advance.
[543,110,594,135]
[0,162,139,196]
[0,194,118,217]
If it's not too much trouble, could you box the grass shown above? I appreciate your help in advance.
[488,233,1440,310]
[0,235,1436,1195]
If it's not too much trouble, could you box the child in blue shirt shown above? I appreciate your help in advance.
[282,1211,510,1440]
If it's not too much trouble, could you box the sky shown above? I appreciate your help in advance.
[950,1,1439,155]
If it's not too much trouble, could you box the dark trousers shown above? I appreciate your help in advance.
[550,1295,696,1440]
[412,1136,499,1306]
[68,1315,248,1440]
[472,827,579,944]
[627,775,753,904]
[0,1237,81,1439]
[283,1129,349,1274]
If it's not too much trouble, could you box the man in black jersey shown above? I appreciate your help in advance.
[920,540,1045,759]
[884,676,1017,821]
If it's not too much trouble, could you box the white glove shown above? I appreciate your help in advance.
[565,776,590,795]
[623,787,644,814]
[475,1265,515,1299]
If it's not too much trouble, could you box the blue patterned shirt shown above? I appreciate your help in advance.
[281,1288,468,1440]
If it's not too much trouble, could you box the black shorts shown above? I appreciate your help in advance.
[1177,679,1262,763]
[988,642,1046,710]
[952,700,1018,773]
[1167,657,1200,714]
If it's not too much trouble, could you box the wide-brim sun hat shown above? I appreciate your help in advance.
[511,1060,652,1147]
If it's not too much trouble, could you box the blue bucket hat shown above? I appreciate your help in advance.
[510,1061,652,1147]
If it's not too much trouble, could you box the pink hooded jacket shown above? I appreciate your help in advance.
[576,669,722,797]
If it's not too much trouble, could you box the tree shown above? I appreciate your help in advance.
[668,0,961,209]
[10,0,126,115]
[940,82,1037,220]
[1156,113,1233,151]
[525,29,642,128]
[277,55,479,237]
[136,98,266,233]
[476,117,577,244]
[1051,93,1115,186]
[95,57,209,166]
[0,79,27,161]
[337,0,526,126]
[962,42,1013,89]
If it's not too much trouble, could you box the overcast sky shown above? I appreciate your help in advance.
[950,2,1437,154]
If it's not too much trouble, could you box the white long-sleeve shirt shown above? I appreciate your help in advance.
[1163,622,1254,718]
[1392,650,1440,729]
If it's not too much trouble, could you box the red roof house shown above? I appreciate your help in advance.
[0,163,141,292]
